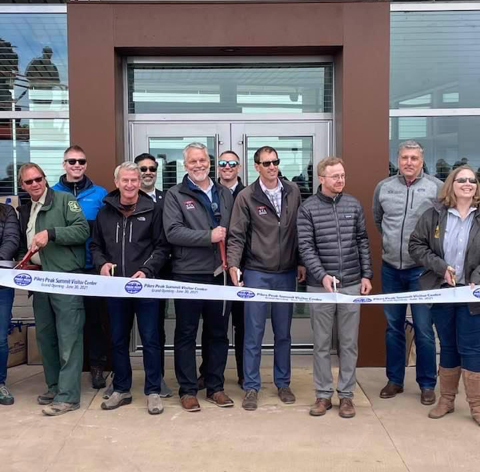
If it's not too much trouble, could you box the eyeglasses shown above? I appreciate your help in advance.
[218,160,239,168]
[454,177,477,184]
[64,159,87,166]
[139,166,158,173]
[258,159,280,168]
[321,174,346,182]
[23,176,44,186]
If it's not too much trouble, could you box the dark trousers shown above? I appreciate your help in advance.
[83,295,108,369]
[173,273,230,397]
[107,298,162,395]
[158,299,167,376]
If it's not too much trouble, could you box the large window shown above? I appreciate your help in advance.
[0,7,68,197]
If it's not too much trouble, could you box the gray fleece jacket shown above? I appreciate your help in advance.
[372,171,442,270]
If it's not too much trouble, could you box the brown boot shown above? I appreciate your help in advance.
[462,369,480,426]
[428,366,461,419]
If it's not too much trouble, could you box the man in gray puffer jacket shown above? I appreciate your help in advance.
[298,157,372,419]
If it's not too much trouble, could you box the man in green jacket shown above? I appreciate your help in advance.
[18,163,90,416]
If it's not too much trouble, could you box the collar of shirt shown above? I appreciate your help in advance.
[146,190,156,203]
[447,207,477,219]
[259,177,283,195]
[227,179,239,194]
[31,187,48,207]
[188,176,214,201]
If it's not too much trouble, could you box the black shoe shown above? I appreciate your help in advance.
[91,366,106,389]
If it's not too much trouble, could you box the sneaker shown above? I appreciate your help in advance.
[0,384,14,406]
[242,389,258,411]
[278,386,296,404]
[101,391,133,410]
[102,381,115,400]
[37,390,56,405]
[309,398,332,417]
[339,398,356,418]
[160,378,173,398]
[147,394,164,415]
[91,366,106,390]
[180,394,201,412]
[206,390,234,408]
[42,402,80,416]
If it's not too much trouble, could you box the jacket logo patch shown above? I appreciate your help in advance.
[344,215,353,219]
[257,206,267,216]
[184,200,195,210]
[68,201,82,213]
[137,216,146,222]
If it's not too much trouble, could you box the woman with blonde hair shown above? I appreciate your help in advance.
[409,165,480,426]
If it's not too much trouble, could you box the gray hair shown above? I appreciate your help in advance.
[183,142,209,162]
[398,140,424,157]
[114,162,140,180]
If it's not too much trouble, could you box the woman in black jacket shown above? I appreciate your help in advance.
[0,202,20,406]
[409,165,480,426]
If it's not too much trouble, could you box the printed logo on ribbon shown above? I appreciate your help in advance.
[125,280,143,294]
[257,206,267,216]
[14,273,32,287]
[473,289,480,299]
[237,290,255,299]
[184,200,195,210]
[353,297,372,303]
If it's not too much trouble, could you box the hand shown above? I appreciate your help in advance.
[444,267,456,286]
[322,274,339,293]
[31,230,49,251]
[211,226,227,243]
[361,278,372,295]
[229,266,244,287]
[297,265,307,283]
[131,271,146,279]
[100,263,115,277]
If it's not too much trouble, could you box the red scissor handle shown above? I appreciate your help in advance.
[14,248,40,270]
[219,240,227,270]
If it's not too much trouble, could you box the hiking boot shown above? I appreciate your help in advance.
[180,394,201,412]
[379,382,404,399]
[101,391,132,410]
[309,398,332,417]
[147,394,164,415]
[421,388,436,406]
[429,366,461,419]
[206,391,234,408]
[242,389,258,411]
[160,378,173,398]
[91,366,106,390]
[37,390,56,405]
[0,384,14,406]
[339,398,356,418]
[102,381,115,400]
[42,402,80,416]
[278,386,296,404]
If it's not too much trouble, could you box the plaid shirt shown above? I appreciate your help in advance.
[259,178,283,217]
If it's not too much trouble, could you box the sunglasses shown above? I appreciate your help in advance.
[454,177,477,184]
[139,166,158,173]
[64,159,87,166]
[23,176,44,186]
[218,160,239,168]
[258,159,280,168]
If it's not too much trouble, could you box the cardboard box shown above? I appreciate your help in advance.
[7,324,27,368]
[0,195,19,209]
[27,325,43,365]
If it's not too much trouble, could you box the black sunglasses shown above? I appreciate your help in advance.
[23,176,44,186]
[454,177,477,184]
[139,166,158,173]
[64,159,87,166]
[218,160,239,168]
[259,159,280,168]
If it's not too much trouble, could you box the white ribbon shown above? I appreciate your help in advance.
[1,269,480,305]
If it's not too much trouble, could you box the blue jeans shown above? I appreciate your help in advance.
[431,303,480,372]
[243,269,296,392]
[381,263,436,389]
[107,298,162,395]
[0,287,14,385]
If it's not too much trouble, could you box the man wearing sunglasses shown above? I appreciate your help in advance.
[52,145,109,391]
[228,146,306,411]
[17,163,90,416]
[163,142,234,412]
[373,140,443,406]
[133,152,172,399]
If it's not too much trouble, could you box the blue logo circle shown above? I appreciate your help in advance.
[473,289,480,299]
[14,273,32,287]
[237,290,255,299]
[353,297,372,303]
[125,280,143,294]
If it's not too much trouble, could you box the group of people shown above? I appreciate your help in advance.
[0,139,479,427]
